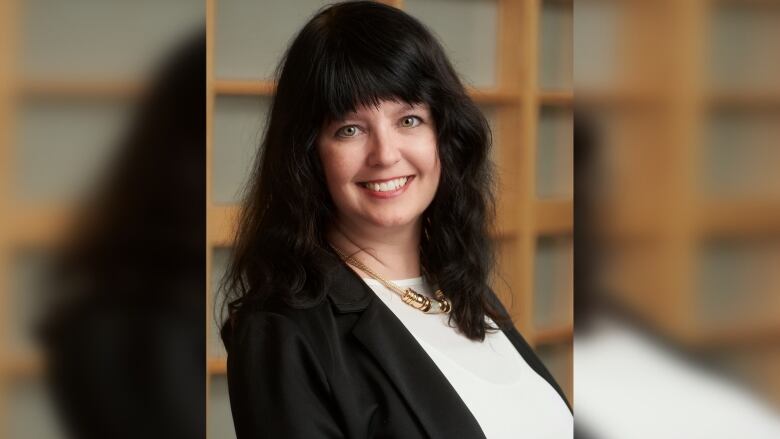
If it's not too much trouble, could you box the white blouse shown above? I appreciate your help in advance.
[363,276,573,439]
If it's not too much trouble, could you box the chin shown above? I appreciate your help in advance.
[367,213,416,229]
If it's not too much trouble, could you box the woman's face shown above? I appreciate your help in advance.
[317,100,440,231]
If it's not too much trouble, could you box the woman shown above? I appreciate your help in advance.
[220,2,572,438]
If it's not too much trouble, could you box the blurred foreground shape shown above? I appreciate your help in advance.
[0,1,205,437]
[575,0,780,437]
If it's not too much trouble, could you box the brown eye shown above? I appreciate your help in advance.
[401,116,422,128]
[336,125,360,138]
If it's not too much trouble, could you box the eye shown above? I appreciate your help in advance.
[400,115,422,128]
[336,125,362,138]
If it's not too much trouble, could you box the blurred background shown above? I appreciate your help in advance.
[575,0,780,437]
[206,0,572,437]
[0,0,204,438]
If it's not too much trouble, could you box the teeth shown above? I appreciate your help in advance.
[363,176,409,192]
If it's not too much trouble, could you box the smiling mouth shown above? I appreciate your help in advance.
[358,175,413,192]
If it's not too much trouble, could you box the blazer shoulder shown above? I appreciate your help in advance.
[222,296,341,372]
[222,302,346,438]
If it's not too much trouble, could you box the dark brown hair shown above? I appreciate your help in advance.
[220,1,505,340]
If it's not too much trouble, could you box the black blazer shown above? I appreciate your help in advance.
[222,250,570,439]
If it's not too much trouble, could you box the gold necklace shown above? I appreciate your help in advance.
[330,245,451,314]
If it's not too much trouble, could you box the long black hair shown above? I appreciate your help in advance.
[221,1,504,340]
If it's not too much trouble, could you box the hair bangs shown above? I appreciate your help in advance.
[314,46,434,124]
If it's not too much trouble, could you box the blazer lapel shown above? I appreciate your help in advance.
[352,299,487,439]
[319,247,485,439]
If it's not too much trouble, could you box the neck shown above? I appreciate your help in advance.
[327,216,422,280]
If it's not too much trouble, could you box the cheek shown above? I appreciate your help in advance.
[318,146,359,196]
[318,143,343,179]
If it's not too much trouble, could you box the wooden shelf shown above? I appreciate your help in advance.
[208,205,240,247]
[708,89,780,110]
[466,87,521,105]
[577,88,780,110]
[535,198,572,235]
[208,357,227,375]
[575,87,662,109]
[214,79,275,96]
[539,90,573,107]
[700,199,780,236]
[534,325,573,346]
[1,353,42,378]
[662,318,780,350]
[7,204,73,247]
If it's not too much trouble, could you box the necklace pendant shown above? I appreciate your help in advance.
[401,288,431,312]
[401,288,451,314]
[433,289,451,313]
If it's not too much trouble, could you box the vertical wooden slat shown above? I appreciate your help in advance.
[665,0,708,341]
[501,0,540,340]
[0,0,18,435]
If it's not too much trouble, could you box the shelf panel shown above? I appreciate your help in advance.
[19,79,145,99]
[539,0,573,90]
[534,235,573,331]
[468,87,521,105]
[215,0,330,80]
[405,0,498,89]
[709,90,780,110]
[208,357,227,375]
[684,318,780,350]
[537,106,573,198]
[1,353,42,378]
[20,0,202,79]
[212,94,271,204]
[214,80,275,96]
[16,97,132,202]
[208,205,240,247]
[534,325,573,346]
[535,199,572,235]
[539,90,573,106]
[575,88,662,109]
[700,200,780,236]
[7,204,72,246]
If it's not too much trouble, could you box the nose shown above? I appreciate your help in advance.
[366,125,401,167]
